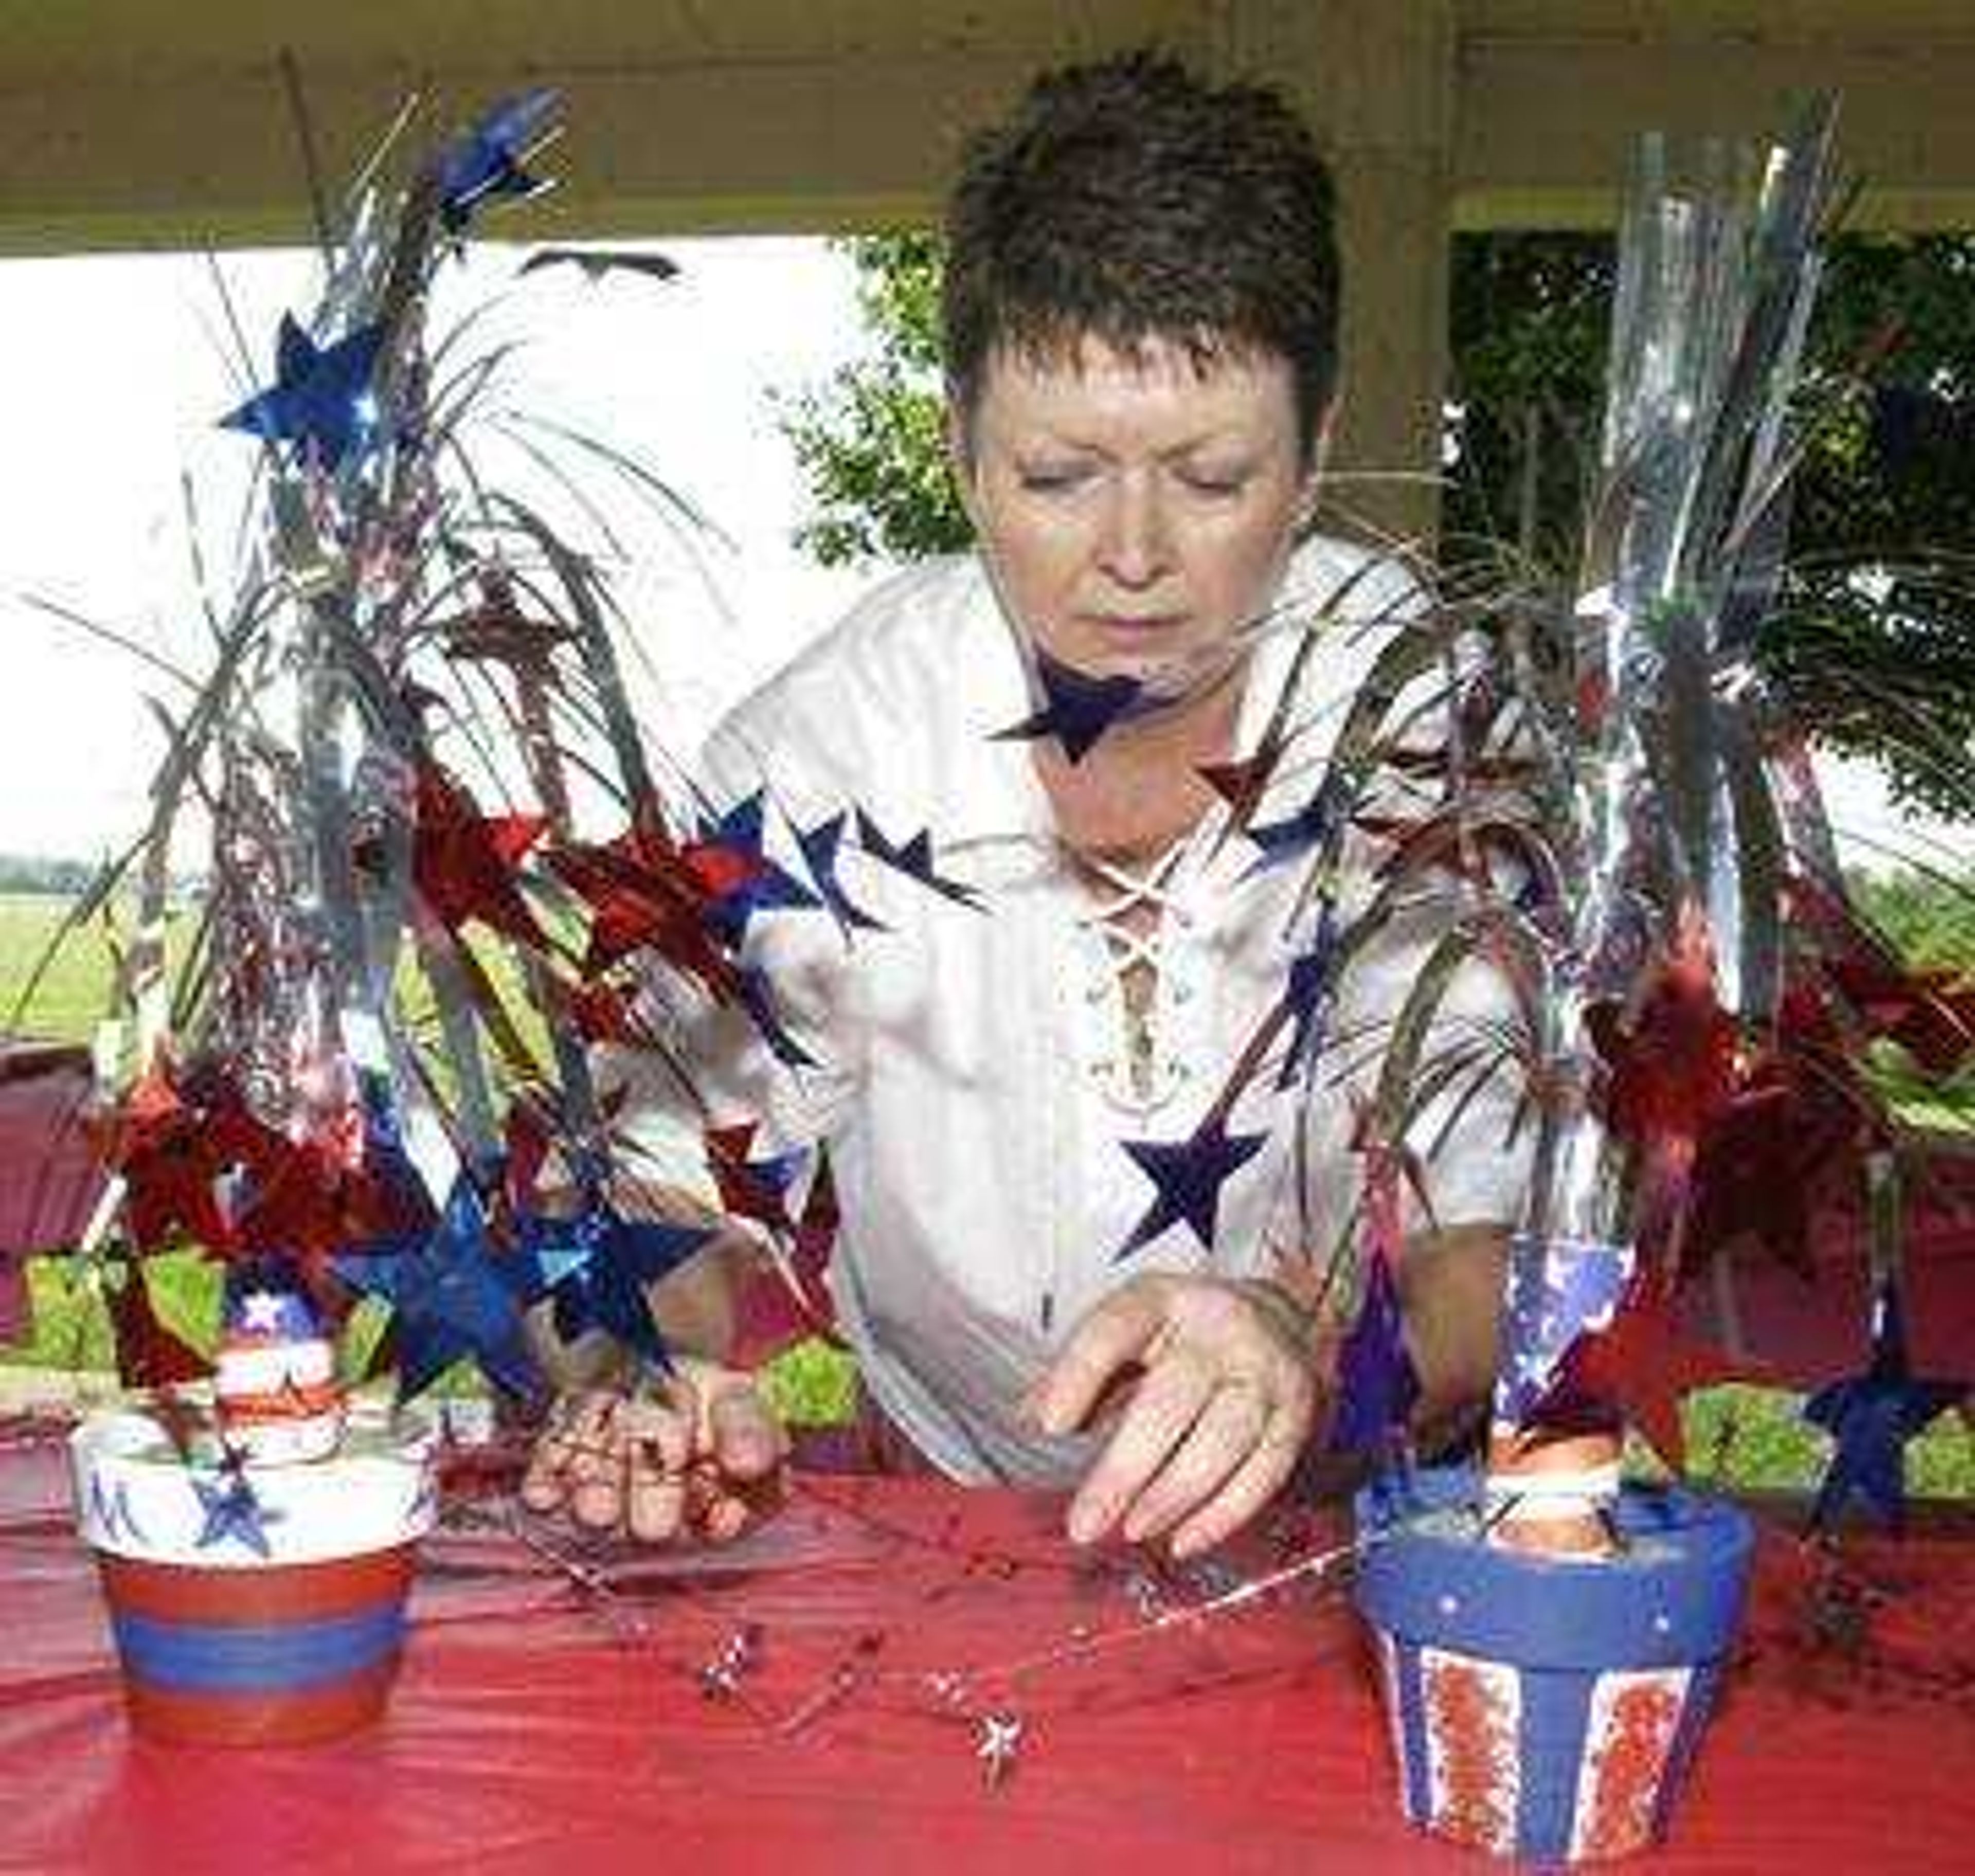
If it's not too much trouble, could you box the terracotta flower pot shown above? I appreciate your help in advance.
[1354,1463,1753,1862]
[70,1402,437,1746]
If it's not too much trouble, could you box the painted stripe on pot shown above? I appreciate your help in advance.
[98,1547,412,1624]
[1570,1666,1692,1859]
[1420,1646,1520,1855]
[1650,1661,1721,1845]
[112,1603,405,1692]
[1513,1660,1596,1857]
[1389,1637,1434,1825]
[123,1659,399,1746]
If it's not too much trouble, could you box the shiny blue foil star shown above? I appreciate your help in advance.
[219,314,387,468]
[436,87,560,232]
[696,792,822,946]
[1241,780,1340,875]
[1327,1253,1421,1452]
[993,649,1145,764]
[1116,1117,1268,1260]
[516,1205,715,1370]
[335,1178,542,1402]
[1277,909,1339,1090]
[1803,1280,1966,1534]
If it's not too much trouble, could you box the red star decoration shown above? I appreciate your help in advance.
[549,816,745,998]
[704,1121,801,1236]
[438,573,576,684]
[411,764,548,948]
[105,1255,212,1391]
[1549,1278,1767,1470]
[103,1064,274,1253]
[235,1132,427,1279]
[1592,922,1739,1145]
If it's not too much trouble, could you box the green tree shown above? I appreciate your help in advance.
[775,233,969,567]
[778,229,1975,820]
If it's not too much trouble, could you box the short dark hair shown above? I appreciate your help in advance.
[942,51,1340,460]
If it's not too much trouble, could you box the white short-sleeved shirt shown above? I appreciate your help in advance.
[601,538,1525,1485]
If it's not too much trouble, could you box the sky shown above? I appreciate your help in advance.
[0,236,1964,875]
[0,237,872,860]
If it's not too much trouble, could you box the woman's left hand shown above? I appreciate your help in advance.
[1027,1272,1324,1559]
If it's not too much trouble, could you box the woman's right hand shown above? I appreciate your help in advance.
[519,1358,788,1544]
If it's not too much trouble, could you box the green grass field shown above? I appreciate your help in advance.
[3,891,1969,1496]
[0,890,119,1043]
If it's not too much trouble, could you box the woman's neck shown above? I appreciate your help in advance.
[1032,669,1244,871]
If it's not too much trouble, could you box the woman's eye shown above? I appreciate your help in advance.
[1017,464,1093,493]
[1177,468,1249,497]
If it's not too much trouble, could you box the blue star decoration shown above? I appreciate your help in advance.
[795,813,888,937]
[1276,910,1340,1091]
[334,1178,543,1403]
[694,792,822,946]
[1803,1278,1966,1534]
[1116,1116,1269,1261]
[993,648,1144,764]
[191,1469,283,1559]
[436,87,561,233]
[854,808,983,911]
[219,314,387,469]
[513,1203,714,1371]
[1241,779,1340,876]
[1327,1253,1421,1454]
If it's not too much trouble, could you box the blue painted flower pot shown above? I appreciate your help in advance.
[1354,1464,1753,1862]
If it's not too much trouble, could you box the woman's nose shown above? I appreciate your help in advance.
[1096,472,1173,587]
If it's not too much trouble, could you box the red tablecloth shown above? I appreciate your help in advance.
[0,1427,1970,1874]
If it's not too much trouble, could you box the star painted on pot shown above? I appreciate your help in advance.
[436,87,561,232]
[334,1178,543,1403]
[1803,1279,1966,1534]
[219,314,387,468]
[854,809,982,911]
[191,1472,283,1559]
[795,813,887,936]
[1116,1117,1269,1260]
[993,649,1144,764]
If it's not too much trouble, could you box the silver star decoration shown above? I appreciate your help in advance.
[975,1710,1024,1790]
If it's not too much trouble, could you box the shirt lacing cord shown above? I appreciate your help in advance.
[1070,839,1199,1114]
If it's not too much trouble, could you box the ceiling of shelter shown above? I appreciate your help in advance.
[1,1,1971,251]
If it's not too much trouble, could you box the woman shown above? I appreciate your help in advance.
[524,52,1518,1559]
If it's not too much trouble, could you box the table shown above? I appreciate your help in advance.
[1,1422,1971,1873]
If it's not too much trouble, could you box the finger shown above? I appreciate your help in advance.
[620,1397,691,1545]
[1119,1378,1268,1545]
[1166,1402,1310,1560]
[1030,1283,1168,1437]
[520,1392,607,1511]
[565,1397,632,1531]
[705,1383,787,1482]
[1066,1347,1218,1546]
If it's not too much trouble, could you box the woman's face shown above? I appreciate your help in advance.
[955,332,1320,679]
